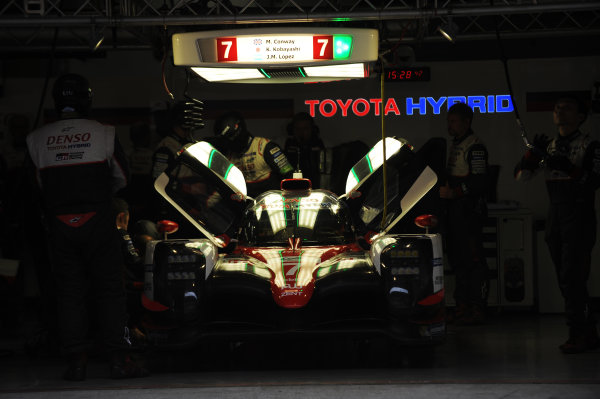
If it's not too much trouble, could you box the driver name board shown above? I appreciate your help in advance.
[172,28,378,67]
[216,35,352,63]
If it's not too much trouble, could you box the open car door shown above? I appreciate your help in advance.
[341,137,438,236]
[154,141,249,248]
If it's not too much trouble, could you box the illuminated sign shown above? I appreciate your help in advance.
[215,35,353,64]
[305,95,514,117]
[173,28,377,83]
[173,28,377,67]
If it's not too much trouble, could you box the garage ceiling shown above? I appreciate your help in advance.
[1,0,599,62]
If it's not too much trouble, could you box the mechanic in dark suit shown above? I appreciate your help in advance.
[26,73,148,380]
[151,101,196,180]
[440,102,490,326]
[150,101,200,237]
[213,111,294,197]
[514,96,600,354]
[284,112,326,188]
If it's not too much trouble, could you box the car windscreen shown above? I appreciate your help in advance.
[161,150,244,238]
[241,191,355,246]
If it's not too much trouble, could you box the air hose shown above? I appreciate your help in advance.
[380,65,388,231]
[492,0,533,150]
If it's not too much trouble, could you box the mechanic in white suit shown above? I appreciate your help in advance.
[26,73,148,381]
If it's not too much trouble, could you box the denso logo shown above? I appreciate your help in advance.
[305,95,514,117]
[46,132,91,145]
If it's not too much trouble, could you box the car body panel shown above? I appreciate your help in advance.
[154,141,249,247]
[341,137,437,237]
[143,137,445,347]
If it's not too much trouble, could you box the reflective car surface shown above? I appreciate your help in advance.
[142,137,445,348]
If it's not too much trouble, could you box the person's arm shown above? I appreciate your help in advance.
[110,133,130,193]
[514,134,549,182]
[119,228,143,266]
[263,141,294,179]
[151,146,175,179]
[557,139,600,189]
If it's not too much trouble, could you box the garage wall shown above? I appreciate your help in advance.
[187,56,600,222]
[1,51,599,298]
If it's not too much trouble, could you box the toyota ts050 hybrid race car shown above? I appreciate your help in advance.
[140,137,445,350]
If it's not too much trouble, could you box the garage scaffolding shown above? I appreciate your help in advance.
[1,1,599,53]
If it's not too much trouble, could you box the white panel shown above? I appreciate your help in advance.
[172,27,378,66]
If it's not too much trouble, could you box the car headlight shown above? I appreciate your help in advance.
[380,238,434,312]
[151,241,207,323]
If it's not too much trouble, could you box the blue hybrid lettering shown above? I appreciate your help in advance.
[405,95,514,115]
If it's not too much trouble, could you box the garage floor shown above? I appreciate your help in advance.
[0,311,599,399]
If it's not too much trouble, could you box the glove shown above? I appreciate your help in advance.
[546,155,574,174]
[531,134,550,157]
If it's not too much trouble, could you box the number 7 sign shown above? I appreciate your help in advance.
[217,37,238,62]
[313,35,333,60]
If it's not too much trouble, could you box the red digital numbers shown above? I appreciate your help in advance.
[388,70,414,79]
[217,37,238,62]
[384,67,430,82]
[313,35,333,60]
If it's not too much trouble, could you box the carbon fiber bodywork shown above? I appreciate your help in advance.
[144,138,445,348]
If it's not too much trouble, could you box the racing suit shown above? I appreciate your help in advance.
[515,130,600,335]
[26,118,130,355]
[444,130,489,310]
[229,136,293,197]
[151,133,191,179]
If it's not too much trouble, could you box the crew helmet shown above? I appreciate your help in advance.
[213,111,249,152]
[52,73,93,116]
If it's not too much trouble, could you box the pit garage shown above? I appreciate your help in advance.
[0,1,599,398]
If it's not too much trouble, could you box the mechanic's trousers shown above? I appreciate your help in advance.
[446,201,489,308]
[545,202,597,334]
[48,206,129,355]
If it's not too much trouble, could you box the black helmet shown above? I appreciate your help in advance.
[52,73,92,116]
[213,111,249,152]
[447,102,473,121]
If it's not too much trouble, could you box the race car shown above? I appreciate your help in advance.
[140,137,445,349]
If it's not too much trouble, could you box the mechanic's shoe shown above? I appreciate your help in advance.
[559,335,588,354]
[63,353,87,381]
[447,303,469,324]
[560,326,600,354]
[110,353,149,379]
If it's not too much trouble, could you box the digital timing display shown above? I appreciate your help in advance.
[383,67,431,82]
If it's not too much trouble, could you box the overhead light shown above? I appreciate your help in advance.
[303,63,366,78]
[437,17,458,43]
[191,67,265,82]
[191,63,368,83]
